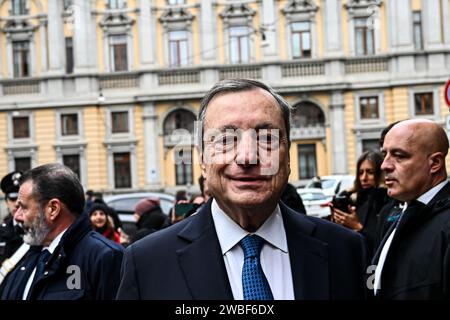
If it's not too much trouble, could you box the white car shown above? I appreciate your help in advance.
[304,175,354,197]
[104,192,175,236]
[297,188,333,219]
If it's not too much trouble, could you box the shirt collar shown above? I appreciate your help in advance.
[416,180,449,205]
[43,228,68,254]
[211,199,288,255]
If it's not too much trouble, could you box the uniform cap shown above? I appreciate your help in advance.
[0,171,22,199]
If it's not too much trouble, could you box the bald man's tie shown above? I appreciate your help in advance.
[240,235,274,300]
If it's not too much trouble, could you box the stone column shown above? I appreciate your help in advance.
[79,145,87,190]
[387,0,414,74]
[387,0,413,52]
[442,0,450,45]
[322,0,343,57]
[138,0,156,67]
[424,0,446,73]
[130,143,138,189]
[73,0,97,92]
[38,17,48,73]
[200,0,217,64]
[424,0,443,50]
[47,0,65,74]
[260,0,278,61]
[6,36,13,78]
[107,145,114,189]
[329,91,348,174]
[142,102,161,187]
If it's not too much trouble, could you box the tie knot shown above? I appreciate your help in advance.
[38,249,51,265]
[240,235,265,259]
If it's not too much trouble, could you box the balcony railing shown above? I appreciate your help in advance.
[158,69,200,85]
[219,65,262,80]
[2,79,40,95]
[282,61,325,77]
[345,56,389,74]
[290,125,326,140]
[99,73,140,89]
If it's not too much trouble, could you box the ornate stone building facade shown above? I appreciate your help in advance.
[0,0,449,195]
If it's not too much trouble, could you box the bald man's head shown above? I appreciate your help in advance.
[389,119,449,156]
[381,119,448,202]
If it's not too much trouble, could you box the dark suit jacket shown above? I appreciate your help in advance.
[371,182,450,299]
[116,200,367,300]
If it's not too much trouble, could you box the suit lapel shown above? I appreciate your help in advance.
[176,202,233,300]
[1,248,40,300]
[281,204,330,299]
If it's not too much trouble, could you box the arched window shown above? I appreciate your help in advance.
[163,109,196,136]
[291,102,325,128]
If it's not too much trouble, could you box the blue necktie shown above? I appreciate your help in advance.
[27,249,51,298]
[240,235,274,300]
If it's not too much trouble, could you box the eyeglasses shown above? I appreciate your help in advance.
[204,129,287,154]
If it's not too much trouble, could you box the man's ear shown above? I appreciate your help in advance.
[429,152,444,174]
[200,153,207,176]
[46,199,62,221]
[287,146,291,175]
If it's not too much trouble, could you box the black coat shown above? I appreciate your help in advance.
[0,218,24,265]
[372,182,450,299]
[132,206,166,243]
[355,187,390,258]
[117,199,367,300]
[0,214,124,300]
[281,183,306,214]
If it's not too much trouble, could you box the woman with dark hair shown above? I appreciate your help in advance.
[332,150,389,256]
[88,203,121,244]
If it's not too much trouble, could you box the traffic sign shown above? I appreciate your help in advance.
[445,79,450,108]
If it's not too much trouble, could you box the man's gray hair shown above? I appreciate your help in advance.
[20,163,85,217]
[197,78,291,150]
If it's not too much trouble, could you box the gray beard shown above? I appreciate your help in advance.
[23,207,52,246]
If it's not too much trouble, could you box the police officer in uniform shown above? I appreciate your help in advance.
[0,171,24,264]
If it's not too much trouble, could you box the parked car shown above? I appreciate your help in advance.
[304,175,354,197]
[297,188,332,219]
[104,192,175,236]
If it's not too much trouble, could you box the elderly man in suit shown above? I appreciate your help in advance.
[117,79,367,300]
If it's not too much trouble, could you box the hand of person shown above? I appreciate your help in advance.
[332,206,363,232]
[118,227,130,245]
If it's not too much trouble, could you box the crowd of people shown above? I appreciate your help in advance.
[0,78,449,301]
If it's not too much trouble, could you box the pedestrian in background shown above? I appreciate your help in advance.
[131,197,165,243]
[88,203,121,244]
[331,151,389,257]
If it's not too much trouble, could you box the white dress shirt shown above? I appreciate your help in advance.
[22,228,67,300]
[211,199,295,300]
[374,180,449,294]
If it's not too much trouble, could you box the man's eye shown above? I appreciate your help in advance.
[259,133,272,143]
[258,132,279,149]
[393,153,406,160]
[222,134,237,145]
